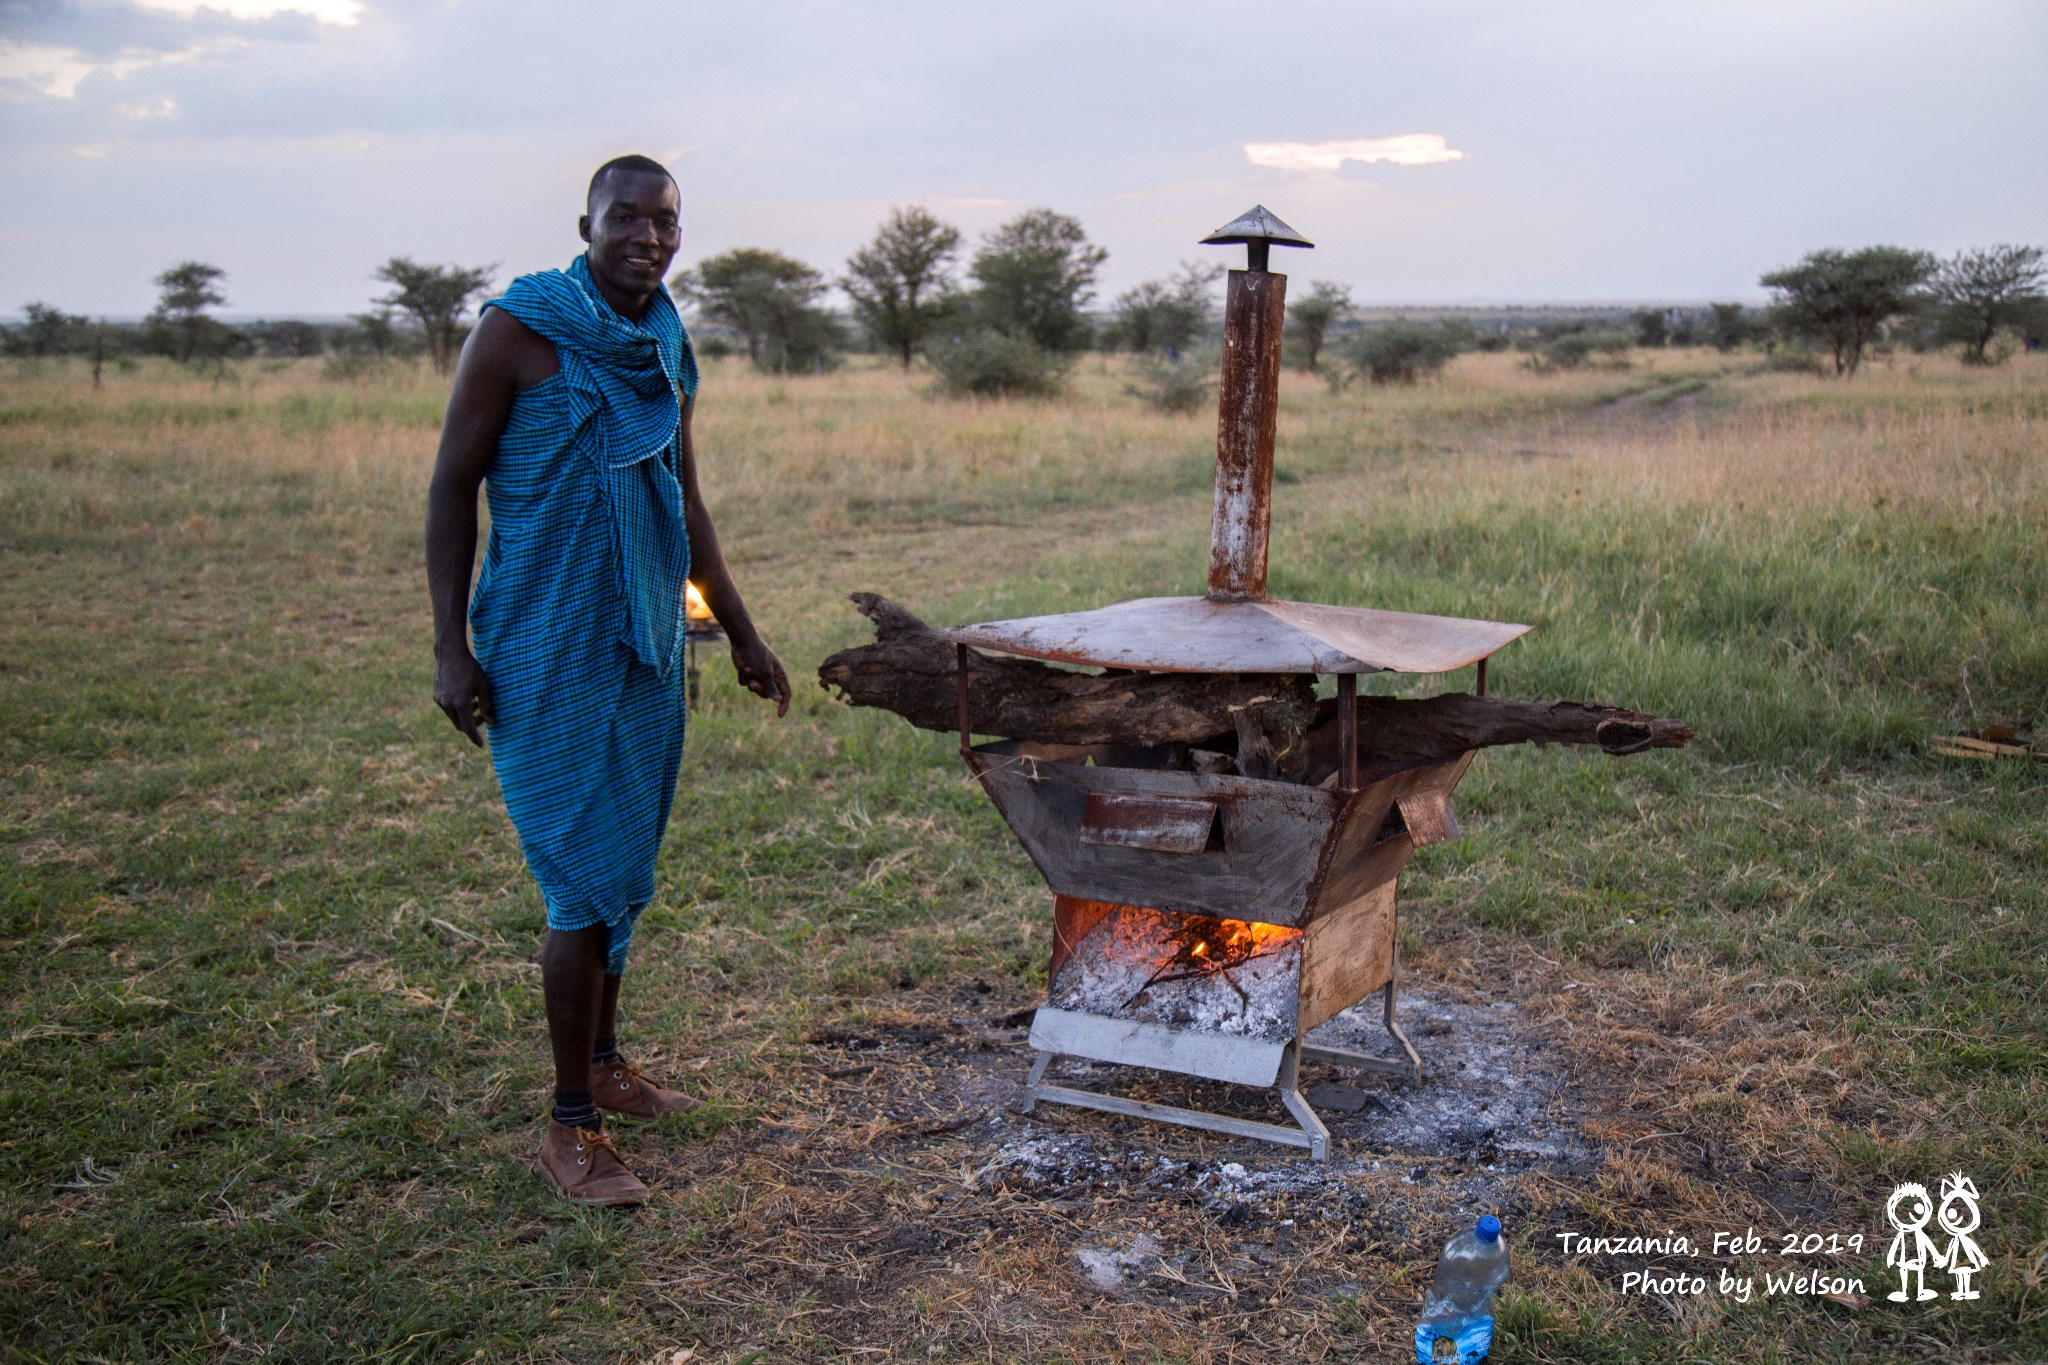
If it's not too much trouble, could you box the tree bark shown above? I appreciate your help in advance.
[817,593,1318,750]
[817,593,1694,771]
[1282,692,1693,784]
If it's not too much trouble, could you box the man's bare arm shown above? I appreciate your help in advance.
[676,394,791,715]
[424,309,555,745]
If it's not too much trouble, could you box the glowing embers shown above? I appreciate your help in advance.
[1049,904,1303,1041]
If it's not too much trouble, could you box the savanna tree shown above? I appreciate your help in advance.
[1111,261,1224,354]
[1286,281,1352,371]
[1707,302,1752,352]
[1928,244,2046,365]
[843,206,962,369]
[375,258,494,374]
[673,248,839,373]
[150,261,230,364]
[14,302,89,356]
[967,209,1107,353]
[1761,247,1933,377]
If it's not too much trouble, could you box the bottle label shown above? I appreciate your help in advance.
[1414,1313,1494,1365]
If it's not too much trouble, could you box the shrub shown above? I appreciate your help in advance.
[1124,351,1214,413]
[1523,322,1632,372]
[927,329,1068,398]
[1750,345,1827,375]
[1351,321,1466,384]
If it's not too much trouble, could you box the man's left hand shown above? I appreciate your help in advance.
[730,635,791,716]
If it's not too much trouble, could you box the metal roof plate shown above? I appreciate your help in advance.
[1199,205,1314,249]
[932,596,1529,675]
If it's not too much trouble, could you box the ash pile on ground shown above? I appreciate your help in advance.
[972,991,1597,1209]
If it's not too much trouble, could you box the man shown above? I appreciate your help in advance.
[425,154,789,1206]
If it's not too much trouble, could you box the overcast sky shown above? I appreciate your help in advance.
[2,0,2043,317]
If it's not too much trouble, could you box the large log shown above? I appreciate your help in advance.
[817,593,1318,749]
[817,594,1694,771]
[1284,693,1694,784]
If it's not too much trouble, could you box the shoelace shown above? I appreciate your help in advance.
[571,1127,621,1167]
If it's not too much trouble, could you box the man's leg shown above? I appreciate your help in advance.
[542,923,610,1121]
[592,970,623,1066]
[590,907,698,1119]
[534,923,646,1205]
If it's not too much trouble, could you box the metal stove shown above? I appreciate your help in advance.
[933,208,1531,1159]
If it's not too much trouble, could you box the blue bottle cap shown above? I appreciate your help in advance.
[1476,1215,1502,1242]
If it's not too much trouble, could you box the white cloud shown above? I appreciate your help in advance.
[132,0,363,23]
[0,42,164,98]
[1242,133,1467,172]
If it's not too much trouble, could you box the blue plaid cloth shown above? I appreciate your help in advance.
[470,256,698,971]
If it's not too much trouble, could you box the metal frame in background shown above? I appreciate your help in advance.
[1019,969,1424,1163]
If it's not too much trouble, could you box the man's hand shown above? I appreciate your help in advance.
[434,649,494,746]
[730,634,791,717]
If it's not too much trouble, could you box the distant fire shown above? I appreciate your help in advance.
[685,580,714,623]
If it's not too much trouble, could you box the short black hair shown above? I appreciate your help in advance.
[586,155,676,211]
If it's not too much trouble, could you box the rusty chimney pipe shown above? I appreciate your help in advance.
[1200,206,1312,602]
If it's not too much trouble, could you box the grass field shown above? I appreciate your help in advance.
[2,345,2044,1363]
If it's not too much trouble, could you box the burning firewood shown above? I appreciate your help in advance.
[818,592,1694,772]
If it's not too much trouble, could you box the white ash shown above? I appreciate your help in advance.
[978,992,1596,1202]
[1072,1233,1164,1293]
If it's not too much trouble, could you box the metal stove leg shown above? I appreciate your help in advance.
[1276,1043,1330,1162]
[1021,1050,1052,1114]
[1296,960,1424,1085]
[1381,966,1424,1083]
[1022,1047,1333,1159]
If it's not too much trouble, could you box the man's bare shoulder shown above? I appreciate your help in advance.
[463,308,560,391]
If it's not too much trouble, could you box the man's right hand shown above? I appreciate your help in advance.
[434,650,494,747]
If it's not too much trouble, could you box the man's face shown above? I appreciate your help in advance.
[580,171,682,301]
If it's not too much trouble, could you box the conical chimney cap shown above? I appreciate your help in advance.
[1199,205,1313,249]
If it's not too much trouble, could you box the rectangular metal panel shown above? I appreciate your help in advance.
[1296,881,1397,1035]
[1028,1006,1287,1087]
[1078,792,1218,854]
[969,749,1340,927]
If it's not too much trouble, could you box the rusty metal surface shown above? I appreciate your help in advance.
[933,595,1530,675]
[1077,792,1218,854]
[1208,269,1288,600]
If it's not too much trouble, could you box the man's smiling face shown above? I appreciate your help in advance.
[580,169,681,312]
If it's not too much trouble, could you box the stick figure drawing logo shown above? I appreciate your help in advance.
[1887,1174,1987,1302]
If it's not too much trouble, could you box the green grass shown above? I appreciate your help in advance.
[2,351,2044,1362]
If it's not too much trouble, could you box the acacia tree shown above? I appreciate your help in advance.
[374,258,494,374]
[1111,261,1224,355]
[843,206,961,368]
[151,261,229,364]
[1286,281,1352,370]
[1760,246,1933,377]
[15,302,88,356]
[1707,302,1752,353]
[967,209,1107,353]
[673,248,838,373]
[1928,244,2045,365]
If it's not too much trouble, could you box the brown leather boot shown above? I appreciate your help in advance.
[592,1057,700,1119]
[534,1120,647,1206]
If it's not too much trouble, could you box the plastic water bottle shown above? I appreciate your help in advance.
[1414,1215,1510,1365]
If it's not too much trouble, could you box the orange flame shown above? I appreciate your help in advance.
[684,580,714,623]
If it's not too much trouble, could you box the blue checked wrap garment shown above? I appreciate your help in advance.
[470,255,699,973]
